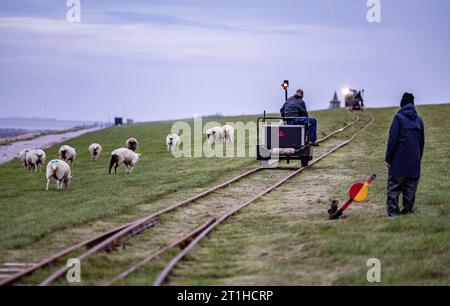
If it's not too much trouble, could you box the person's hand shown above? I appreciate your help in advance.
[384,161,391,169]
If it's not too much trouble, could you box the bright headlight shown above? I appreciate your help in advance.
[342,88,351,96]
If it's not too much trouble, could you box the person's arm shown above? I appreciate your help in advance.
[385,116,400,166]
[420,118,425,159]
[299,100,309,117]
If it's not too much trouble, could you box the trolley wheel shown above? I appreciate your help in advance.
[301,159,309,167]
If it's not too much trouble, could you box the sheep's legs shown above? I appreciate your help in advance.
[46,179,50,191]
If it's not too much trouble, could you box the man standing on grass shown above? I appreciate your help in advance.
[385,93,425,216]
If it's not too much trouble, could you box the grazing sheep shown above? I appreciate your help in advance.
[126,138,139,152]
[26,149,46,172]
[88,143,102,161]
[206,127,224,144]
[109,148,141,175]
[222,125,235,143]
[59,145,77,164]
[18,149,31,169]
[166,134,181,152]
[46,160,72,191]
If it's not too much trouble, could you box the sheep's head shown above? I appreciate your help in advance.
[206,129,216,139]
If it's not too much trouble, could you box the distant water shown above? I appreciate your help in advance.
[0,118,96,131]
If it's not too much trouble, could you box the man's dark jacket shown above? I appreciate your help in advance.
[385,104,425,178]
[280,96,309,118]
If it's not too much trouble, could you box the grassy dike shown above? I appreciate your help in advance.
[168,104,450,285]
[0,105,448,285]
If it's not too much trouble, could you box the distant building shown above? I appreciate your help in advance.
[330,91,341,109]
[126,118,134,125]
[114,117,123,126]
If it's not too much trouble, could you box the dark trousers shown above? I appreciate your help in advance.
[286,118,317,143]
[386,176,420,216]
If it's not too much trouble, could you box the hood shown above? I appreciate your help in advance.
[397,104,421,129]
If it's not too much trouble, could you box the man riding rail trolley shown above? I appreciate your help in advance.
[280,89,319,147]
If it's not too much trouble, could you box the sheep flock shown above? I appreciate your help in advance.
[17,124,235,191]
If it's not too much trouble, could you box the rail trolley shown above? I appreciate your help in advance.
[256,114,313,168]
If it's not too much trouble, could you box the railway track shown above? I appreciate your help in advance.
[0,115,362,286]
[154,115,374,286]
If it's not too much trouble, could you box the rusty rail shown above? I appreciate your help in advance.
[0,222,133,286]
[105,218,217,286]
[38,168,262,286]
[317,115,360,143]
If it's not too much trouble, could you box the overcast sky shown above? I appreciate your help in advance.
[0,0,449,121]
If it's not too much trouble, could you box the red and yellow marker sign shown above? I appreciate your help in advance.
[329,174,377,219]
[349,181,370,202]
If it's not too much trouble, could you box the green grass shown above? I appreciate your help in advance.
[167,105,450,286]
[1,105,449,285]
[0,110,353,259]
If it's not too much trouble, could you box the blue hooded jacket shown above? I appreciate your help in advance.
[280,96,309,118]
[385,104,425,178]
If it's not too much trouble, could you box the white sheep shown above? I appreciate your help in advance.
[109,148,142,175]
[18,149,31,169]
[126,138,139,152]
[88,143,102,161]
[222,124,234,143]
[46,159,72,191]
[58,145,77,165]
[26,149,46,172]
[206,127,224,144]
[166,134,181,152]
